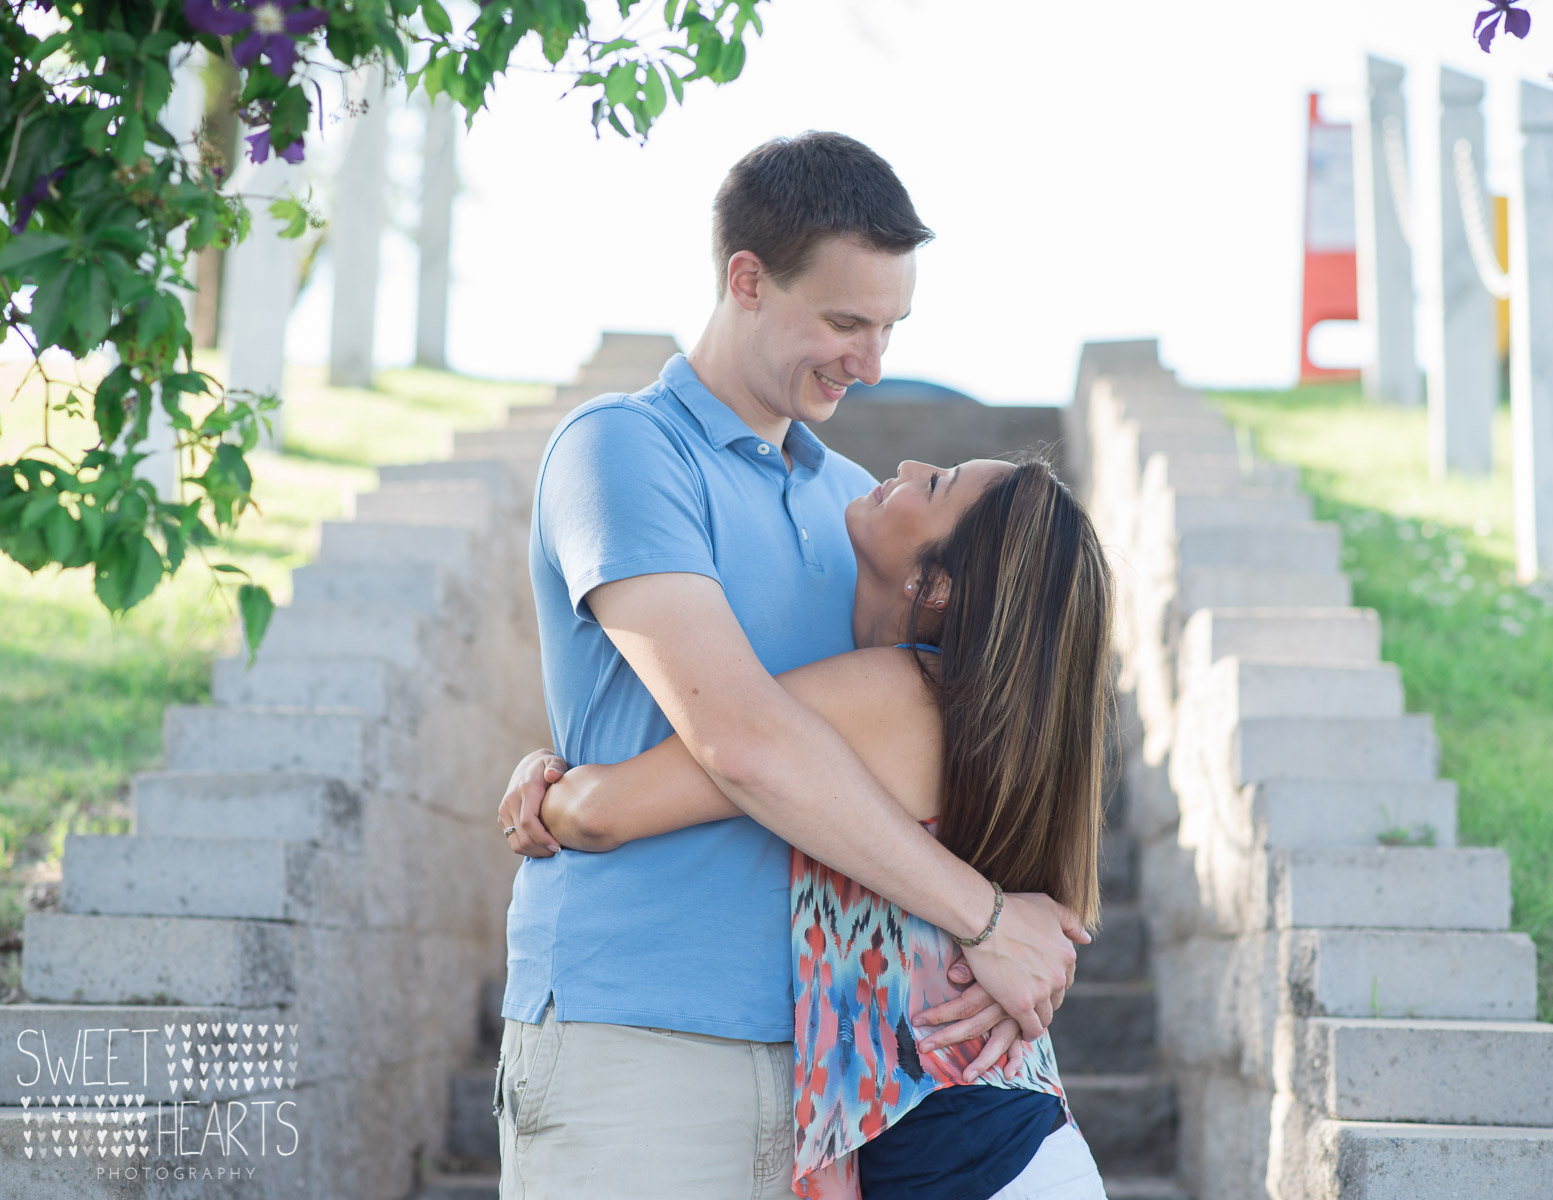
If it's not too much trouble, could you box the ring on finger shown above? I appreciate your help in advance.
[502,825,518,837]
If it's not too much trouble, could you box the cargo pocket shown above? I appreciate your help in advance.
[491,1045,505,1122]
[511,1013,562,1148]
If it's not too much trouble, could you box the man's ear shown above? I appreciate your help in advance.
[726,250,764,312]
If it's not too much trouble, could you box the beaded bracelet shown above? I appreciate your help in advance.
[952,881,1004,948]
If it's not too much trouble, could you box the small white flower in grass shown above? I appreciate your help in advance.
[1474,517,1494,537]
[1450,551,1467,570]
[1459,575,1476,590]
[1499,616,1526,637]
[1421,521,1438,539]
[1398,524,1417,541]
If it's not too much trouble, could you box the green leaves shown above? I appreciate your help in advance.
[238,584,275,668]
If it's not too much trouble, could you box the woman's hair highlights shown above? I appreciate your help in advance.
[905,451,1116,930]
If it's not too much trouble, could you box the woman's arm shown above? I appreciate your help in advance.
[541,646,941,851]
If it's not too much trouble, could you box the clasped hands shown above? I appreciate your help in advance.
[496,747,1086,1082]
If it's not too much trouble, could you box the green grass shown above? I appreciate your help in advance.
[1208,382,1553,1021]
[0,355,547,998]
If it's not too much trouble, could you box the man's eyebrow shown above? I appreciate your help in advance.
[822,309,912,326]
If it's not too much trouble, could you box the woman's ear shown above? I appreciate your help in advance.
[912,571,950,611]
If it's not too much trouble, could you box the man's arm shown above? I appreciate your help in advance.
[537,645,938,852]
[583,571,1087,1039]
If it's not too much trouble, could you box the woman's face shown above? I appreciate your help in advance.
[846,458,1015,588]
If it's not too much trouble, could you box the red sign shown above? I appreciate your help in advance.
[1300,92,1361,382]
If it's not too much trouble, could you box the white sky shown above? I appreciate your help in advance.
[255,0,1553,401]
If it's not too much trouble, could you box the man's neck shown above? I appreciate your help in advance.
[686,315,791,453]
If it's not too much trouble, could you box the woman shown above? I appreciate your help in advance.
[533,452,1114,1200]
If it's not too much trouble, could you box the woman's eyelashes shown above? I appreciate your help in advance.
[929,473,940,496]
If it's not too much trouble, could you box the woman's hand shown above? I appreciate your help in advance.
[497,748,569,857]
[914,959,1023,1083]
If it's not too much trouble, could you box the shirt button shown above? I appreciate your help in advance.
[757,443,770,455]
[801,529,809,540]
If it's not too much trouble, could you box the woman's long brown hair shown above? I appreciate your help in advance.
[904,451,1115,931]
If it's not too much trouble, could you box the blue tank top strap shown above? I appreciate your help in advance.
[894,642,942,654]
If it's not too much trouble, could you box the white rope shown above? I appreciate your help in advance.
[1381,114,1412,246]
[1452,137,1511,301]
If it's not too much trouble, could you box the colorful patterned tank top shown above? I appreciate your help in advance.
[789,647,1079,1199]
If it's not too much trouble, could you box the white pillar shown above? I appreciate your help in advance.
[1354,55,1420,407]
[328,68,389,388]
[1512,80,1553,582]
[1425,66,1498,477]
[416,95,457,370]
[224,149,302,450]
[135,48,208,497]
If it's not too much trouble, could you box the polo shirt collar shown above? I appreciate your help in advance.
[660,353,828,474]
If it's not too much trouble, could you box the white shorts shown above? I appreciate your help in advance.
[987,1123,1109,1199]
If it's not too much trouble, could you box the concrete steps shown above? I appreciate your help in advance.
[1313,1120,1553,1199]
[21,913,295,1006]
[1301,1018,1553,1125]
[290,560,448,613]
[132,772,362,849]
[163,706,376,782]
[352,479,494,530]
[451,427,550,461]
[59,834,360,924]
[377,457,526,508]
[317,520,474,570]
[1077,339,1553,1200]
[211,653,401,715]
[1065,1073,1178,1176]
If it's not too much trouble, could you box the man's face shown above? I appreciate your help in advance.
[746,235,916,427]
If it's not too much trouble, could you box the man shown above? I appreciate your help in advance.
[493,132,1086,1198]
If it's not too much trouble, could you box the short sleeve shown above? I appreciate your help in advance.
[536,402,720,621]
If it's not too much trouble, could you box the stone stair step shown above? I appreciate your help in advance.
[1314,1119,1553,1199]
[446,1064,499,1164]
[1303,1018,1553,1125]
[1286,928,1536,1020]
[0,1003,289,1104]
[451,428,549,462]
[1159,492,1314,532]
[133,771,362,849]
[163,707,374,783]
[1048,983,1158,1074]
[1271,847,1511,931]
[1063,1073,1177,1176]
[1207,659,1404,719]
[1103,1179,1193,1200]
[1136,428,1241,464]
[1178,608,1382,688]
[377,458,525,508]
[318,521,473,571]
[251,604,428,669]
[289,561,447,614]
[578,331,680,369]
[22,913,294,1006]
[1087,905,1148,982]
[1178,568,1351,617]
[211,654,398,715]
[1175,524,1342,574]
[1100,830,1139,904]
[413,1174,500,1200]
[1235,716,1438,784]
[60,834,359,924]
[1251,779,1459,850]
[353,480,494,530]
[1149,453,1300,494]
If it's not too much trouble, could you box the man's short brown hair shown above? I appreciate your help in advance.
[711,131,933,297]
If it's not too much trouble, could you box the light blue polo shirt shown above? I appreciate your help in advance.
[501,353,877,1041]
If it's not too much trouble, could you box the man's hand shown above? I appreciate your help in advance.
[497,748,570,857]
[956,892,1088,1041]
[912,958,1021,1083]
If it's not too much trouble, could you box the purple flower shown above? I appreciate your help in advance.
[9,167,67,234]
[184,0,327,78]
[1475,1,1532,52]
[244,127,306,166]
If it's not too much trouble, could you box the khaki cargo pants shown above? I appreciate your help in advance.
[494,1003,795,1199]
